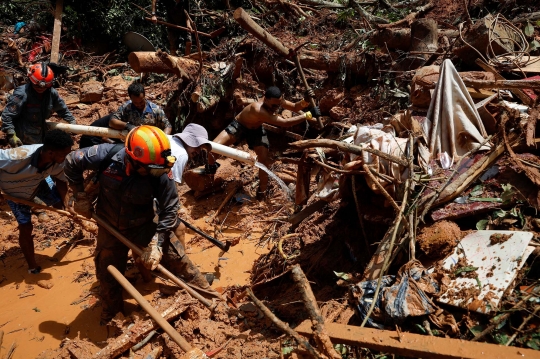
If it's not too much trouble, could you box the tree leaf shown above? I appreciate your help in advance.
[476,219,489,230]
[524,22,535,37]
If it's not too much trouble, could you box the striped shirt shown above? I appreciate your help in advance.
[0,145,67,200]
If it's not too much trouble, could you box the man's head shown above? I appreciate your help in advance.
[41,129,74,164]
[28,63,54,94]
[125,125,176,177]
[263,86,282,113]
[174,123,211,159]
[128,82,146,111]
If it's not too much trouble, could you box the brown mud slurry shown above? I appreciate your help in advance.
[0,175,269,358]
[489,233,513,245]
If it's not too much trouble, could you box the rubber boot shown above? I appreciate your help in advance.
[176,254,210,289]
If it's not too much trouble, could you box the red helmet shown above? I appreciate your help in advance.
[28,63,54,88]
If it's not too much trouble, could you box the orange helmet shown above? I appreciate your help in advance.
[125,125,175,170]
[28,63,54,88]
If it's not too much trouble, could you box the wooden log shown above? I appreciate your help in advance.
[425,78,540,90]
[475,58,534,106]
[246,288,324,358]
[234,8,290,57]
[394,18,438,70]
[290,139,421,171]
[370,29,458,51]
[50,0,63,63]
[511,11,540,24]
[128,51,199,80]
[92,296,193,359]
[297,50,373,76]
[291,265,341,359]
[295,320,540,359]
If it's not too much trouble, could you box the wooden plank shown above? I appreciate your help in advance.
[50,0,64,63]
[295,320,540,359]
[475,59,534,106]
[505,56,540,73]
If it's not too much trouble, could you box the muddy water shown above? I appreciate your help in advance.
[0,219,267,358]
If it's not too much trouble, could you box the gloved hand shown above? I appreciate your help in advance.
[8,134,23,148]
[304,111,313,120]
[204,162,220,175]
[140,235,163,270]
[308,106,321,118]
[304,88,315,100]
[125,123,137,132]
[70,192,92,218]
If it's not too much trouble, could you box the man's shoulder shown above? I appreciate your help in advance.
[12,84,29,98]
[148,101,164,113]
[0,144,41,161]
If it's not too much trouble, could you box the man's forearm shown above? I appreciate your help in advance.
[164,127,172,135]
[109,118,127,130]
[279,114,307,128]
[151,0,157,13]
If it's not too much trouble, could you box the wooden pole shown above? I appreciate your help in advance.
[93,214,214,309]
[107,265,194,353]
[233,8,290,57]
[296,320,540,359]
[2,191,95,224]
[50,0,64,63]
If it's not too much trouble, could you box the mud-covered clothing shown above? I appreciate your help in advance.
[111,100,171,131]
[64,143,189,322]
[7,176,61,225]
[95,219,203,321]
[0,145,67,200]
[64,144,179,233]
[163,0,192,46]
[225,119,270,149]
[1,84,76,145]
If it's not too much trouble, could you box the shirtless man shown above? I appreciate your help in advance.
[210,86,320,199]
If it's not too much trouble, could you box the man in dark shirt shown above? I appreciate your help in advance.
[1,62,77,146]
[65,125,210,324]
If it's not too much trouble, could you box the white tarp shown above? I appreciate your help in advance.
[423,59,491,163]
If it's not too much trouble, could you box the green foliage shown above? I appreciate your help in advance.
[336,8,355,25]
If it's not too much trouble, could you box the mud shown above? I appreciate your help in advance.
[417,220,462,259]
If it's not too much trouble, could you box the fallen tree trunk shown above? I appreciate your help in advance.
[423,78,540,90]
[370,29,458,51]
[128,51,199,81]
[290,139,421,171]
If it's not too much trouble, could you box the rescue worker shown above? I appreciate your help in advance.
[168,123,218,246]
[0,129,74,273]
[211,86,320,199]
[1,63,77,222]
[64,125,210,324]
[1,62,76,146]
[79,82,172,148]
[151,0,192,56]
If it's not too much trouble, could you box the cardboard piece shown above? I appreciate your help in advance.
[437,230,534,314]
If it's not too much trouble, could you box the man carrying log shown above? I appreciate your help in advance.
[0,129,74,274]
[151,0,192,56]
[211,86,320,199]
[65,125,210,325]
[79,82,172,148]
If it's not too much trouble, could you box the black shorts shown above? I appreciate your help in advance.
[225,119,269,149]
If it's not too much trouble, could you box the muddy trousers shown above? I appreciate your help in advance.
[94,221,208,323]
